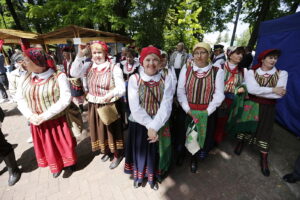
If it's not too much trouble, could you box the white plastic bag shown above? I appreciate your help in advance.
[185,122,200,155]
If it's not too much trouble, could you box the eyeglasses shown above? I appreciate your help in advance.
[194,51,208,55]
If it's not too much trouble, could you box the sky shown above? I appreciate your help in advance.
[203,20,249,47]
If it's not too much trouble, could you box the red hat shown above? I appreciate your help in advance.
[139,46,161,65]
[90,41,109,53]
[252,49,281,70]
[24,48,56,71]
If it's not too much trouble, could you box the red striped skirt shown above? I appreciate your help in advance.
[30,115,77,173]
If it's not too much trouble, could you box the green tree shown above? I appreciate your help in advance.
[129,0,173,48]
[163,0,204,52]
[241,0,300,49]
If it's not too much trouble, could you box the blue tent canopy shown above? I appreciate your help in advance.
[255,12,300,136]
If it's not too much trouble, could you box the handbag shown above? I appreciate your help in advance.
[97,103,120,125]
[185,121,200,155]
[65,102,83,137]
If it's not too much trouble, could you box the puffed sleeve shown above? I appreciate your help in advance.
[255,70,288,99]
[70,56,91,78]
[16,74,33,119]
[177,65,190,113]
[245,70,273,95]
[207,69,225,115]
[111,63,126,97]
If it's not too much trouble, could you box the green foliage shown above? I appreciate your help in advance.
[163,0,204,52]
[1,0,298,51]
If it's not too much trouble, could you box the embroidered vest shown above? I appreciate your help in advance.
[223,63,243,93]
[87,63,115,97]
[22,71,62,114]
[249,69,280,104]
[254,70,279,87]
[136,74,165,117]
[185,64,218,105]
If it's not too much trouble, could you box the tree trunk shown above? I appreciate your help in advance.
[5,0,23,30]
[247,0,272,49]
[113,0,131,35]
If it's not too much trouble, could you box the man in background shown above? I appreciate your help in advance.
[169,42,188,79]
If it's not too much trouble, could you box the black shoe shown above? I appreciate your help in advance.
[63,165,76,178]
[260,153,270,177]
[101,154,110,162]
[109,157,123,169]
[3,151,21,186]
[234,141,244,156]
[133,181,141,188]
[283,173,300,183]
[53,171,62,178]
[190,157,198,173]
[7,168,21,186]
[150,182,159,190]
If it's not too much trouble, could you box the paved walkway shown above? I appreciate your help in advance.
[0,102,299,200]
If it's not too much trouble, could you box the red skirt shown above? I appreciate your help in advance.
[214,98,233,144]
[30,115,77,173]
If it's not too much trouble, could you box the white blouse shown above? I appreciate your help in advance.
[177,62,225,116]
[70,56,125,99]
[16,68,71,120]
[213,53,226,68]
[121,60,139,75]
[128,70,173,132]
[245,67,288,99]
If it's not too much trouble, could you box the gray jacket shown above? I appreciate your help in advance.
[169,51,188,69]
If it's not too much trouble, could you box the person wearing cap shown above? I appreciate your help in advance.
[169,42,188,79]
[124,46,173,190]
[62,47,85,113]
[177,42,225,173]
[235,49,288,177]
[71,41,126,169]
[214,46,246,145]
[16,48,77,178]
[212,44,226,68]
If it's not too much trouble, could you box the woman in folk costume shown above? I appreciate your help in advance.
[177,42,225,173]
[120,48,140,81]
[16,48,77,178]
[71,41,125,169]
[214,47,246,144]
[124,46,173,190]
[119,48,140,127]
[62,47,85,113]
[235,49,288,176]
